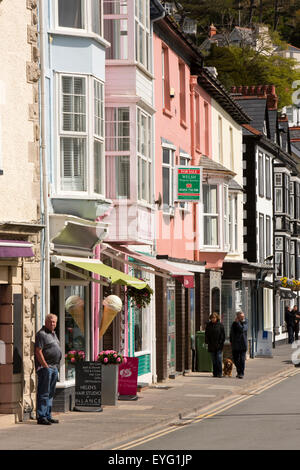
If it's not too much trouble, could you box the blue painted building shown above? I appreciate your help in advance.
[39,0,112,407]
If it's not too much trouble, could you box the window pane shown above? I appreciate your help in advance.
[103,0,127,14]
[94,140,103,194]
[163,148,170,164]
[105,107,130,151]
[58,0,84,29]
[104,19,128,59]
[94,80,104,137]
[204,216,218,245]
[62,76,86,132]
[65,287,86,380]
[61,137,86,191]
[163,167,170,207]
[91,0,102,35]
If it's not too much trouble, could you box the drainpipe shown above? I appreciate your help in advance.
[39,0,50,321]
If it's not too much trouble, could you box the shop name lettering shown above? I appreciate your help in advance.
[108,454,192,467]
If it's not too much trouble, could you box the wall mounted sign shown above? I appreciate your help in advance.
[176,166,202,202]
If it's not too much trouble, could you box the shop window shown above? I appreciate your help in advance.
[211,287,220,315]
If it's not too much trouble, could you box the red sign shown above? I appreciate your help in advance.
[118,357,139,396]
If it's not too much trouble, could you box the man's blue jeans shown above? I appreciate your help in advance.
[37,367,58,420]
[210,351,223,377]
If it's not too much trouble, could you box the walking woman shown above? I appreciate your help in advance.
[205,312,225,378]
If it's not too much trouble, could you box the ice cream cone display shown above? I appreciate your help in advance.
[65,295,85,334]
[99,295,122,338]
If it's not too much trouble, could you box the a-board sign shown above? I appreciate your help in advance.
[74,361,102,412]
[118,357,139,398]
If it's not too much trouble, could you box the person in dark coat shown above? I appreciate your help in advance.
[230,311,248,379]
[205,312,225,378]
[285,305,294,344]
[292,305,300,342]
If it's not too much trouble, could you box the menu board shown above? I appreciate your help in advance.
[74,362,102,411]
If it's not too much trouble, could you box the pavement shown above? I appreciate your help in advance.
[0,341,298,450]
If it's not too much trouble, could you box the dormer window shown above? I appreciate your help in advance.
[263,120,267,136]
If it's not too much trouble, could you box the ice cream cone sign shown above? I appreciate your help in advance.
[99,295,123,338]
[65,295,85,333]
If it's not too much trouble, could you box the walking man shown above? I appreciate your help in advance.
[205,312,225,378]
[292,305,300,342]
[35,314,62,425]
[230,311,248,379]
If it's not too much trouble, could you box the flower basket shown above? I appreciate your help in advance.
[97,350,125,365]
[127,285,153,309]
[65,350,86,364]
[97,351,125,406]
[280,277,300,291]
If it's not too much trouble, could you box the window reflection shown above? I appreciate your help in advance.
[65,287,86,380]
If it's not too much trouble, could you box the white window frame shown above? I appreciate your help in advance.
[203,183,219,248]
[258,151,264,197]
[259,213,264,263]
[135,0,150,71]
[105,106,130,200]
[229,192,238,253]
[55,0,103,38]
[56,73,105,197]
[104,0,128,60]
[137,107,152,204]
[265,155,271,199]
[275,188,283,212]
[162,144,175,215]
[178,151,191,212]
[266,215,271,258]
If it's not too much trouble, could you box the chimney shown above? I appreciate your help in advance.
[230,84,278,110]
[209,24,217,38]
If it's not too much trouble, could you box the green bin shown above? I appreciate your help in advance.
[195,331,213,372]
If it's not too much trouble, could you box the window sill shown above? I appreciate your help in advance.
[163,108,172,119]
[49,30,110,49]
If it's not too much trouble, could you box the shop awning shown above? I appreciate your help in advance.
[52,255,149,290]
[0,240,34,258]
[101,244,195,288]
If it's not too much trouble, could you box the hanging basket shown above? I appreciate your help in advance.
[127,285,153,309]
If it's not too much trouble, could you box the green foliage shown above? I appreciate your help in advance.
[204,44,300,108]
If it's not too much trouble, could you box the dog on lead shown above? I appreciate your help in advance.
[223,358,233,377]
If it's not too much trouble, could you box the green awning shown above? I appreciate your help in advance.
[52,255,148,290]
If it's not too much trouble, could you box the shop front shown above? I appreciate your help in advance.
[50,255,149,412]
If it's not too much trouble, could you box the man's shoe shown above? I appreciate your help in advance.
[237,374,244,379]
[48,418,59,424]
[37,418,52,425]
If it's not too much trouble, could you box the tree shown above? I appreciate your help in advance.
[204,43,300,108]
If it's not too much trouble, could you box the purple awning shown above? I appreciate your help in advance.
[0,240,34,258]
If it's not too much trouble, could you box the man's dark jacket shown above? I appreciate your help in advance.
[205,321,225,352]
[230,319,248,352]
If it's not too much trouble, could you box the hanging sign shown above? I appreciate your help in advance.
[176,166,202,202]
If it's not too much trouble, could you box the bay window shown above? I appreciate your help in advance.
[105,107,130,199]
[58,74,104,195]
[203,184,219,246]
[57,0,103,36]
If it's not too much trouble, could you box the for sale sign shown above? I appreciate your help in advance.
[177,166,202,201]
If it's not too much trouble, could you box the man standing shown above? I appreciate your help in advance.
[230,311,248,379]
[35,314,62,425]
[292,305,300,342]
[285,305,294,344]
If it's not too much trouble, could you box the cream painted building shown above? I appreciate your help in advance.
[211,98,244,261]
[0,0,42,422]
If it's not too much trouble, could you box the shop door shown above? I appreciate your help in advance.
[167,285,175,376]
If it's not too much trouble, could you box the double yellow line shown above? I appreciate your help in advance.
[113,368,300,450]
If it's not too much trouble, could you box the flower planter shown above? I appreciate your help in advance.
[101,364,119,406]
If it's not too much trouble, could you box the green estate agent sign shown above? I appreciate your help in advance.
[177,166,202,202]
